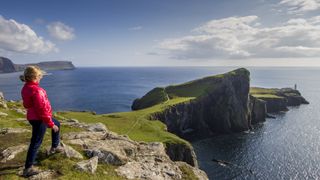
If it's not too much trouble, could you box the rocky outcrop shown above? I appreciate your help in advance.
[0,56,75,74]
[63,129,208,179]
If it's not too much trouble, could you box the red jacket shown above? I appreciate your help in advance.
[21,81,54,128]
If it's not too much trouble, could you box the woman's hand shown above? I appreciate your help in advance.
[52,125,59,132]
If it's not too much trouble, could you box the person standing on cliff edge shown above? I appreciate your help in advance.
[20,66,63,177]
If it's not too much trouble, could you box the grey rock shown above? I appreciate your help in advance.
[0,128,31,134]
[0,112,8,117]
[0,144,28,163]
[16,118,27,121]
[74,156,98,174]
[87,123,108,132]
[60,142,83,159]
[29,170,57,180]
[62,131,105,140]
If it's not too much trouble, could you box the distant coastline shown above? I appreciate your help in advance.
[0,56,75,74]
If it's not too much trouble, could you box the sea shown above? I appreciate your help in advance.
[0,67,319,180]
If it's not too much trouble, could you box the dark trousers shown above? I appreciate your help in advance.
[25,118,60,169]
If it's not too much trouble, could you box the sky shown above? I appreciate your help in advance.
[0,0,320,67]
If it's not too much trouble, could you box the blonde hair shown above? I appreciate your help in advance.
[20,66,43,82]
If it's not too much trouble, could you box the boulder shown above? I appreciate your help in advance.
[115,142,208,179]
[74,156,98,174]
[60,142,83,159]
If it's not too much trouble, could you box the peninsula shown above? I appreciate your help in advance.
[0,57,75,73]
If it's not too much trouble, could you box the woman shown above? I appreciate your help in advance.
[20,66,63,177]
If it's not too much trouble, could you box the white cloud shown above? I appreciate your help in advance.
[129,26,143,31]
[0,15,57,54]
[47,21,75,41]
[279,0,320,14]
[158,15,320,59]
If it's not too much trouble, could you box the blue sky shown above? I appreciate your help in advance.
[1,0,320,66]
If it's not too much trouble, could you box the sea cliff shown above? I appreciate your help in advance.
[133,68,309,139]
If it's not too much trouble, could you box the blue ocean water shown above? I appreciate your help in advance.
[0,67,319,179]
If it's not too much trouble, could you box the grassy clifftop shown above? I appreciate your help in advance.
[132,68,250,110]
[250,87,284,99]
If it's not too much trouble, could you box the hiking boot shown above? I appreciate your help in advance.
[22,166,41,177]
[48,145,64,155]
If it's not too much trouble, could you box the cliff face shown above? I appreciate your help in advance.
[0,56,75,73]
[165,142,198,167]
[249,95,267,124]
